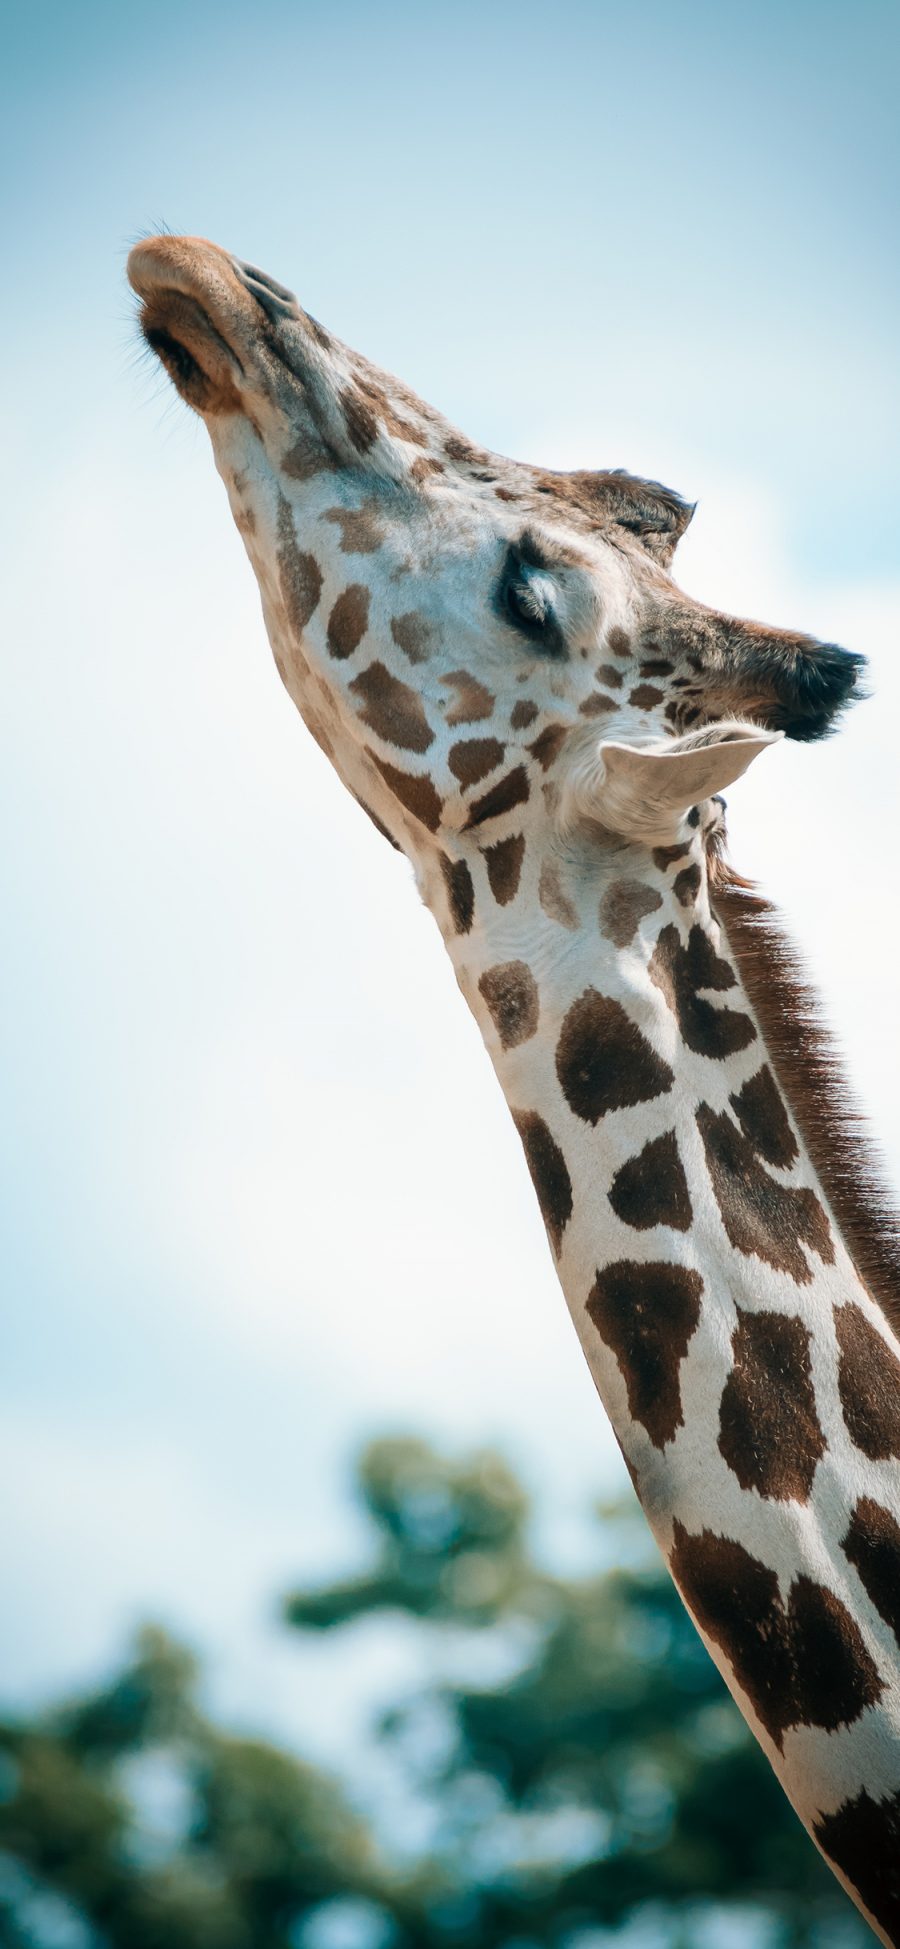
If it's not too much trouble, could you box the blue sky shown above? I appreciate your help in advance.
[2,0,900,1786]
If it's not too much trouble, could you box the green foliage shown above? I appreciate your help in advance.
[0,1627,385,1949]
[1,1442,871,1947]
[284,1438,530,1629]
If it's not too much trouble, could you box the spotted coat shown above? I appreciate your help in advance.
[130,234,900,1945]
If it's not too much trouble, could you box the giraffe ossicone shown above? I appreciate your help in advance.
[129,234,900,1946]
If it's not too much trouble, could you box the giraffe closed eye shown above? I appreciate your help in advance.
[496,541,567,659]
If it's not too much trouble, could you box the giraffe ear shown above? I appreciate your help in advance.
[565,470,695,565]
[562,722,783,844]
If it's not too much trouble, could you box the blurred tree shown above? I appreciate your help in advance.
[285,1437,871,1949]
[0,1442,871,1947]
[0,1625,392,1949]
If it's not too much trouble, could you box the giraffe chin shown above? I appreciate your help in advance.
[138,289,244,417]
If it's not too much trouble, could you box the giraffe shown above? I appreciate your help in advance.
[128,234,900,1942]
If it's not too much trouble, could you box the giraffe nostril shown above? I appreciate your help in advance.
[233,258,299,320]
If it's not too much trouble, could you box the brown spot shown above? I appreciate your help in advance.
[696,1103,834,1282]
[512,1110,573,1256]
[595,663,624,688]
[557,990,674,1123]
[539,859,579,930]
[353,794,399,850]
[439,853,474,934]
[640,657,675,677]
[276,499,323,634]
[350,662,434,753]
[448,738,506,788]
[444,434,482,463]
[322,505,384,554]
[649,924,757,1059]
[652,842,692,870]
[352,375,429,446]
[527,723,569,771]
[510,699,539,730]
[495,486,518,502]
[482,833,525,906]
[673,862,702,906]
[340,382,379,453]
[380,412,418,448]
[410,454,445,481]
[478,962,539,1050]
[370,755,443,832]
[599,879,663,950]
[393,419,430,450]
[718,1310,825,1500]
[579,692,617,718]
[326,584,370,660]
[835,1303,900,1460]
[463,765,530,830]
[607,626,631,658]
[728,1064,798,1168]
[282,430,333,480]
[609,1131,692,1232]
[442,669,495,723]
[670,1523,883,1750]
[587,1260,703,1447]
[390,612,432,665]
[843,1497,900,1644]
[814,1788,900,1942]
[629,684,665,709]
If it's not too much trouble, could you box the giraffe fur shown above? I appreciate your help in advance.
[128,235,900,1944]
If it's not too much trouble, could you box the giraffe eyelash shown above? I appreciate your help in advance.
[497,546,567,659]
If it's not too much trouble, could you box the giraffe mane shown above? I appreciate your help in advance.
[709,850,900,1337]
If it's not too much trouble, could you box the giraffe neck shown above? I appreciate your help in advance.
[425,821,900,1947]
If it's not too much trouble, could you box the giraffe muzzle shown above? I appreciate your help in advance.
[128,236,256,415]
[128,235,337,439]
[742,636,866,743]
[658,598,867,744]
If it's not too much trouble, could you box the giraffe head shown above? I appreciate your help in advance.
[128,236,862,883]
